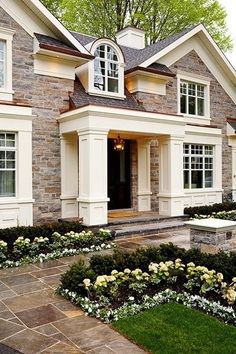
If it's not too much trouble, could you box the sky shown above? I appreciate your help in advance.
[220,0,236,69]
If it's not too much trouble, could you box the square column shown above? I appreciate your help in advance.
[158,135,185,216]
[77,129,109,225]
[137,139,152,211]
[60,134,78,218]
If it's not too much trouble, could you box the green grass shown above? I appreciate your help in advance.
[112,303,236,354]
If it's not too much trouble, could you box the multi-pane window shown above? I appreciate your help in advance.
[180,81,205,116]
[183,144,213,189]
[0,133,16,197]
[94,44,119,93]
[0,40,6,88]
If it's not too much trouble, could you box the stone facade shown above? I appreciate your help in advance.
[132,50,236,211]
[0,8,74,224]
[190,228,236,254]
[1,5,236,225]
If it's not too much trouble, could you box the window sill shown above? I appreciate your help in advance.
[0,198,34,205]
[88,89,125,100]
[184,188,223,194]
[0,89,14,101]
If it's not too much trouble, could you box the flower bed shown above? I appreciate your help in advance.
[0,228,115,268]
[57,258,236,325]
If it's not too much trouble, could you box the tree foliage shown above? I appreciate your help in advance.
[41,0,233,52]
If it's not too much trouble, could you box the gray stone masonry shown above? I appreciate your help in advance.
[190,228,236,253]
[133,50,236,210]
[0,8,74,224]
[187,219,236,253]
[2,4,236,223]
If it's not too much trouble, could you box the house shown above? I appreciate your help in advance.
[0,0,236,228]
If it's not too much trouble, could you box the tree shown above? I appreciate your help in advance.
[41,0,233,52]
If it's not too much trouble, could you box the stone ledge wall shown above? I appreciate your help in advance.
[190,228,236,254]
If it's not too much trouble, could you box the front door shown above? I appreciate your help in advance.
[108,139,131,210]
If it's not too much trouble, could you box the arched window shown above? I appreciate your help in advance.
[94,44,119,93]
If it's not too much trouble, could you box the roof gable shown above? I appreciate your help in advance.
[0,0,90,55]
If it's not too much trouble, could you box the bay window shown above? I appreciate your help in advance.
[0,132,16,197]
[183,144,213,189]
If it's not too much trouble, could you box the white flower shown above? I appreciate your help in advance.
[83,279,91,288]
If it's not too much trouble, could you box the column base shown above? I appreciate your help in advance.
[78,199,108,226]
[61,196,78,218]
[159,195,184,216]
[137,192,151,211]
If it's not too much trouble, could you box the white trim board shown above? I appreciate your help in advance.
[0,0,90,55]
[139,24,236,104]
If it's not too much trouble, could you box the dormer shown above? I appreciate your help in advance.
[77,38,125,99]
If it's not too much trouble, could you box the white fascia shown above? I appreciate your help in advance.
[139,24,236,91]
[6,0,90,55]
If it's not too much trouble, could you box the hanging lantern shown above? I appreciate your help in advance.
[113,136,125,151]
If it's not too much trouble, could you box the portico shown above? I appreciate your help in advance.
[58,105,186,225]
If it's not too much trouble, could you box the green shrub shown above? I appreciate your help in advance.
[60,260,95,295]
[0,221,84,250]
[184,202,236,218]
[88,244,236,282]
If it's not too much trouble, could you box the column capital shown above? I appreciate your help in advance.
[159,134,185,143]
[77,128,109,136]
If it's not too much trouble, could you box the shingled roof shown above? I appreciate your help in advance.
[34,33,93,59]
[70,25,197,71]
[70,79,146,112]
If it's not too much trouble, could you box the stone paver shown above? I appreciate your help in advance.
[0,230,189,353]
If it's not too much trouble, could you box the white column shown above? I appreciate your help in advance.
[137,139,152,211]
[77,129,109,225]
[158,135,184,216]
[228,138,236,201]
[60,134,78,218]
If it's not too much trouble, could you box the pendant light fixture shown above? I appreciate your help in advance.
[113,135,125,151]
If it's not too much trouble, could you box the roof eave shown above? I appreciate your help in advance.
[138,24,236,86]
[38,43,94,60]
[22,0,91,56]
[125,65,175,78]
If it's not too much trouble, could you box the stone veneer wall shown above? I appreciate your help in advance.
[132,50,236,210]
[0,8,74,224]
[130,140,138,210]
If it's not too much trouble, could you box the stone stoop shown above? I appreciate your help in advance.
[108,215,189,239]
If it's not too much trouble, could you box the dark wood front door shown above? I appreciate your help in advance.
[108,139,131,210]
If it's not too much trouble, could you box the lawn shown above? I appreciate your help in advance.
[112,303,236,354]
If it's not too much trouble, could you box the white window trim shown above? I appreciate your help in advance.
[0,132,17,199]
[0,106,34,227]
[177,72,211,124]
[183,143,214,191]
[0,27,15,101]
[88,39,125,99]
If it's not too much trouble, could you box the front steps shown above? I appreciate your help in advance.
[107,215,189,238]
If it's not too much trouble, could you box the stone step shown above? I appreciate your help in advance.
[108,214,189,227]
[112,219,187,239]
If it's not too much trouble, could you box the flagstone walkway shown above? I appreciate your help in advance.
[0,228,190,354]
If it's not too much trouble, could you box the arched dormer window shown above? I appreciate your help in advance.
[94,44,119,93]
[88,39,125,98]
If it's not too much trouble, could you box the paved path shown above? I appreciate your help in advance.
[0,228,190,353]
[116,228,190,251]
